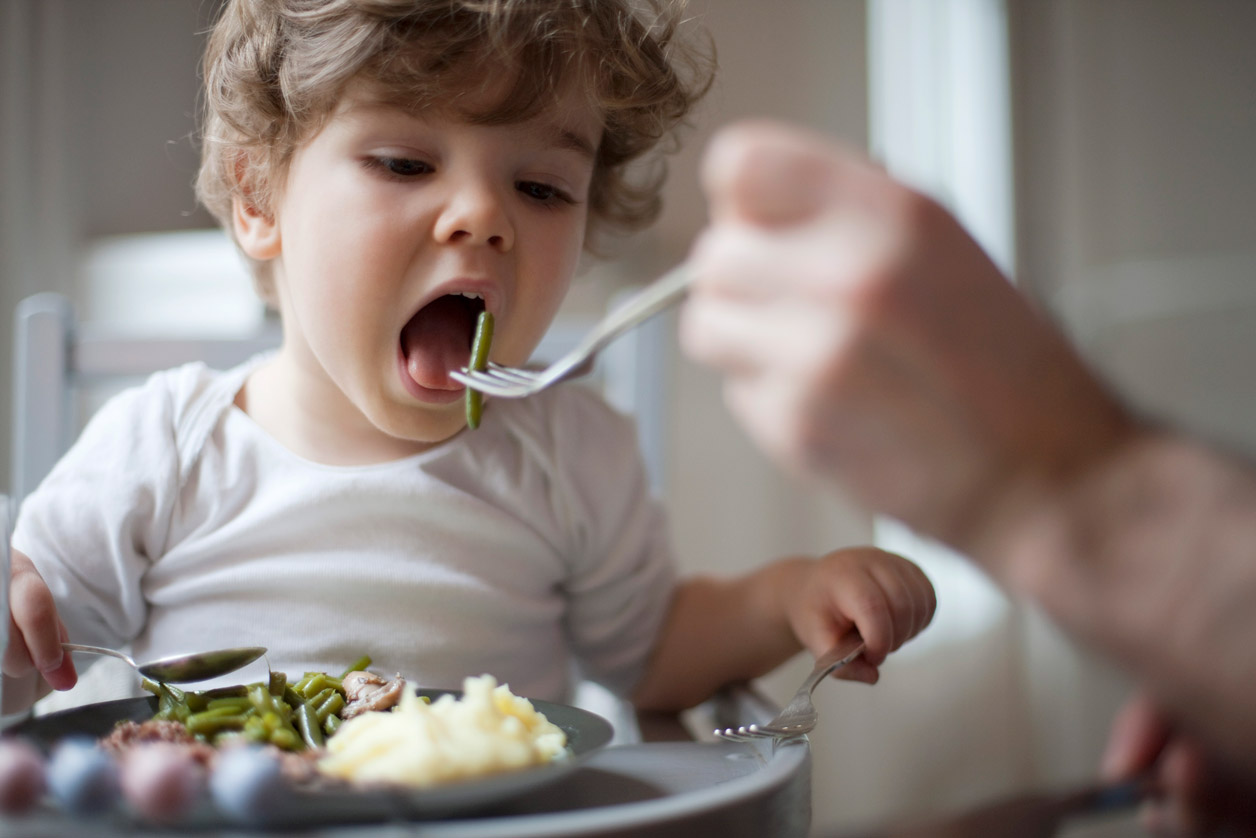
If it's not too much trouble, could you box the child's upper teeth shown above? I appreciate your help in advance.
[460,292,482,300]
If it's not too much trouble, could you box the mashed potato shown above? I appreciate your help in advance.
[317,674,568,787]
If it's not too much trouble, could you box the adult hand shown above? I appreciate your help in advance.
[678,119,1256,778]
[1103,692,1256,835]
[679,119,1134,550]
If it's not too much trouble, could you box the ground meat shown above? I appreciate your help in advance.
[340,671,406,719]
[101,720,328,786]
[100,720,217,767]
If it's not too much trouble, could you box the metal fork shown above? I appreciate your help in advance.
[715,632,866,742]
[450,263,690,398]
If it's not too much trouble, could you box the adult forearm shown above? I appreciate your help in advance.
[976,428,1256,773]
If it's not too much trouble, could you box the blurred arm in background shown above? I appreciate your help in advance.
[680,119,1256,833]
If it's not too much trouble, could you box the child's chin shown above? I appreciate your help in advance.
[382,408,467,447]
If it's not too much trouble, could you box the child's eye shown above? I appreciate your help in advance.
[367,157,433,178]
[516,181,572,205]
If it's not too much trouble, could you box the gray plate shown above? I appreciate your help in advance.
[8,689,614,827]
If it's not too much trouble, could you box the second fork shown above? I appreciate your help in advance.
[715,631,866,742]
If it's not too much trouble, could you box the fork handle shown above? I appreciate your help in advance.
[803,633,866,694]
[570,263,691,359]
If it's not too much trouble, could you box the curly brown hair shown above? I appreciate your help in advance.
[196,0,715,298]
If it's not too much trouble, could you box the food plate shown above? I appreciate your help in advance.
[8,688,614,827]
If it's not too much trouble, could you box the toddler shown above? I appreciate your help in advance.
[3,0,934,716]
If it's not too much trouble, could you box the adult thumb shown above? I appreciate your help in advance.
[700,119,845,227]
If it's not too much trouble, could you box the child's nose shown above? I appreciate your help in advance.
[433,185,514,252]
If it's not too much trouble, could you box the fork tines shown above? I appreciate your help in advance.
[714,723,806,742]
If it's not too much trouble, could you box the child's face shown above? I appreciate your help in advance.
[240,79,600,453]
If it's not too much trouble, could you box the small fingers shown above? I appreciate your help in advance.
[46,621,77,691]
[844,549,936,664]
[831,569,895,667]
[832,656,879,686]
[897,558,937,645]
[868,559,927,655]
[790,550,935,685]
[2,615,35,676]
[5,550,77,690]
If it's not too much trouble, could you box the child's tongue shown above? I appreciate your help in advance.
[401,296,476,390]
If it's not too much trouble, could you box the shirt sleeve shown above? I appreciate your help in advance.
[12,371,185,649]
[548,387,677,698]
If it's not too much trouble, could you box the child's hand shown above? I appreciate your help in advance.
[782,546,935,684]
[3,548,77,697]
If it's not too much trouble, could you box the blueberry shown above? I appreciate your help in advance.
[46,737,119,816]
[209,746,285,824]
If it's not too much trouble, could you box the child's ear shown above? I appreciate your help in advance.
[233,195,281,261]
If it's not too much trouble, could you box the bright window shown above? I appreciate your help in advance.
[867,0,1016,645]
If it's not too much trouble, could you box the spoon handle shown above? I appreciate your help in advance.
[61,643,136,667]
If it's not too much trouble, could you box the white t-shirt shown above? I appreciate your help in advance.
[14,359,675,703]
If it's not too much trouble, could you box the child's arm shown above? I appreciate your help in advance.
[632,546,935,712]
[2,547,77,714]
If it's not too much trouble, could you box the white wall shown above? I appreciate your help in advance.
[1013,0,1256,456]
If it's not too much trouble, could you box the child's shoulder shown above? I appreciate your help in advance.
[27,360,255,506]
[86,358,259,468]
[107,360,249,422]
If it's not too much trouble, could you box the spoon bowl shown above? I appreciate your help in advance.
[62,643,267,683]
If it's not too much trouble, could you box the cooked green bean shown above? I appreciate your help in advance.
[142,658,375,752]
[300,673,331,699]
[156,684,190,723]
[465,310,494,429]
[243,715,268,742]
[248,684,273,713]
[306,687,335,709]
[202,684,250,700]
[196,704,248,719]
[340,656,372,678]
[296,703,325,749]
[206,697,252,714]
[315,692,345,723]
[190,684,247,711]
[187,711,250,737]
[269,728,302,751]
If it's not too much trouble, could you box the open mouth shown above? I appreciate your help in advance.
[399,292,486,391]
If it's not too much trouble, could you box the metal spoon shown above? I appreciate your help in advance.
[61,643,267,683]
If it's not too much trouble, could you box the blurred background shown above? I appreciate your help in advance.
[3,0,1256,834]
